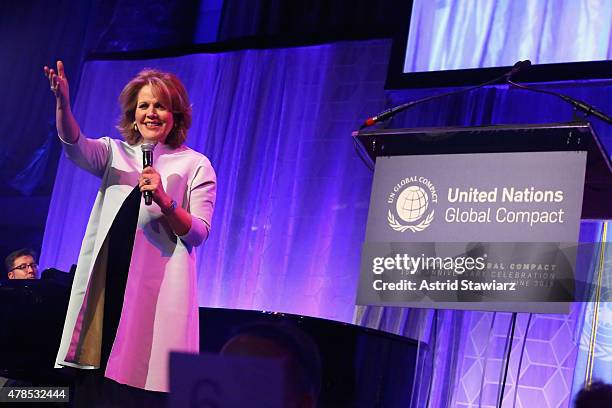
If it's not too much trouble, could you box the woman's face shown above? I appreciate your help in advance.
[134,84,174,144]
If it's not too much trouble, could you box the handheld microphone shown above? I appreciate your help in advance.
[141,143,156,206]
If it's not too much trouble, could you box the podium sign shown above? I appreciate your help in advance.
[357,151,587,313]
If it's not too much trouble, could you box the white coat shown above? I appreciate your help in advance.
[55,135,216,392]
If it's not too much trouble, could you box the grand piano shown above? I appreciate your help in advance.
[0,277,420,407]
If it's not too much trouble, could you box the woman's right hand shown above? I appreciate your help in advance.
[44,60,80,143]
[43,60,70,108]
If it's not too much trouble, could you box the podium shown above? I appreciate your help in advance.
[353,121,611,313]
[353,121,611,220]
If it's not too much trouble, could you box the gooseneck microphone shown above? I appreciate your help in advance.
[505,59,532,80]
[141,143,156,206]
[505,63,612,125]
[360,60,533,129]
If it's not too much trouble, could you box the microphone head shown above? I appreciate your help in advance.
[506,60,532,80]
[141,142,157,153]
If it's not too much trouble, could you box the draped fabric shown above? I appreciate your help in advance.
[405,0,612,73]
[0,1,94,260]
[0,1,92,189]
[40,40,389,323]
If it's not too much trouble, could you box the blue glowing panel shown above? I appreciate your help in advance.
[404,0,612,73]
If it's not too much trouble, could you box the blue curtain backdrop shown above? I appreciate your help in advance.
[0,1,95,260]
[40,41,389,323]
[40,3,612,408]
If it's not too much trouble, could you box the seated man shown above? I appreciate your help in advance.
[5,248,39,280]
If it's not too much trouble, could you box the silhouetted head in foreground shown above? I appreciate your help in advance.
[221,321,322,408]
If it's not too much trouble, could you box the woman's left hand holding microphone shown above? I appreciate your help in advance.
[139,166,168,205]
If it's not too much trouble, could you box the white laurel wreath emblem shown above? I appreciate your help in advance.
[387,209,434,232]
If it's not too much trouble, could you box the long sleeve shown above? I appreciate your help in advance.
[178,156,216,247]
[61,133,111,178]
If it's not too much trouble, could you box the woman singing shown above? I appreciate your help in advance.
[44,61,216,401]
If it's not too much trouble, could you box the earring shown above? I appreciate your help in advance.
[133,122,138,132]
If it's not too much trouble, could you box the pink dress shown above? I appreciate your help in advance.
[55,135,216,392]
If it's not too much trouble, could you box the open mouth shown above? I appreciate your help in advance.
[143,121,163,128]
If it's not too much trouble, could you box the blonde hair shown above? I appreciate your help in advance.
[117,69,192,148]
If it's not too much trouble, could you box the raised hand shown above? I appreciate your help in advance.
[44,60,79,143]
[43,60,70,107]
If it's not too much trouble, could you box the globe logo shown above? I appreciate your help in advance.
[387,177,436,232]
[396,186,429,222]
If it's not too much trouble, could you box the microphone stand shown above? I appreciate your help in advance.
[355,61,532,169]
[505,78,612,125]
[361,59,612,129]
[360,76,502,129]
[360,61,531,130]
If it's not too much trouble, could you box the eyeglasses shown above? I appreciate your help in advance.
[11,263,38,272]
